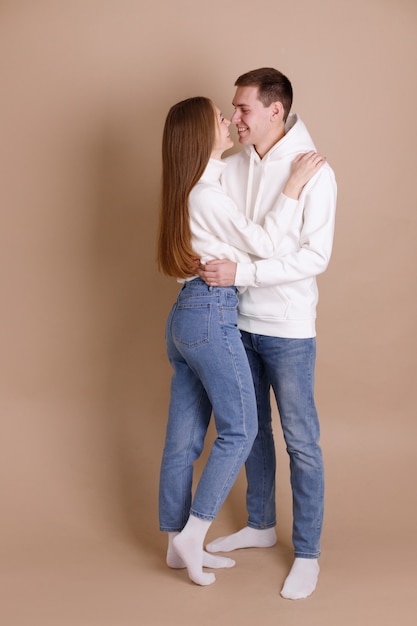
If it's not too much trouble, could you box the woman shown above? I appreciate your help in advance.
[157,97,324,586]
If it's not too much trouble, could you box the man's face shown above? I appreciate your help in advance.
[231,86,277,157]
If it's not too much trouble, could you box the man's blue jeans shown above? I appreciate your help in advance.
[241,331,324,559]
[159,279,258,531]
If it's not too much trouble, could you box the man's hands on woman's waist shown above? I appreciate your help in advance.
[197,259,237,287]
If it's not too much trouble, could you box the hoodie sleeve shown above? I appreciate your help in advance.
[235,166,337,286]
[190,185,298,258]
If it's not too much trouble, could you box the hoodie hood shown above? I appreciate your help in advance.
[241,114,317,219]
[221,112,337,339]
[244,113,317,163]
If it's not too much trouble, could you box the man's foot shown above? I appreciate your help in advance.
[206,526,277,553]
[280,558,320,600]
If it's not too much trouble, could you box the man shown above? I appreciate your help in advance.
[198,68,337,599]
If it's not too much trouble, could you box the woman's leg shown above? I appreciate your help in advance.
[185,287,258,522]
[159,301,212,533]
[160,282,257,585]
[166,532,235,570]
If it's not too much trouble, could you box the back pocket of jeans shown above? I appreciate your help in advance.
[172,303,211,347]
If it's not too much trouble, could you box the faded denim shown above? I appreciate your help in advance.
[241,331,324,559]
[159,279,258,531]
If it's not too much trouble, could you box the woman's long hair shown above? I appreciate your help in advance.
[157,97,215,278]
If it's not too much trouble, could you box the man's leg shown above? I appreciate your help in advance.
[280,558,320,600]
[207,334,323,597]
[265,336,323,599]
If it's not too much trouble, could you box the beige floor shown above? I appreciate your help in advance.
[1,518,415,626]
[2,423,416,626]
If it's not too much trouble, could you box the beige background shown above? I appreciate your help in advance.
[1,1,416,624]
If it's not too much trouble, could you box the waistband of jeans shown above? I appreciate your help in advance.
[183,277,237,293]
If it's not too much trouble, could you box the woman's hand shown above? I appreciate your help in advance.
[283,151,326,199]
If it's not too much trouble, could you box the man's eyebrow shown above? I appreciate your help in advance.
[232,102,249,108]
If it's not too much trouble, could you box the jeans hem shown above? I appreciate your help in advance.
[189,508,216,522]
[247,521,276,530]
[294,551,321,559]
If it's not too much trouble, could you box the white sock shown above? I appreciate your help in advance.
[280,558,320,600]
[206,526,277,553]
[166,532,235,569]
[172,516,216,586]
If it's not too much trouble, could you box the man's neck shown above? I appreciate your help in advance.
[255,126,286,159]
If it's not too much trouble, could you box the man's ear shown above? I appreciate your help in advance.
[270,101,284,121]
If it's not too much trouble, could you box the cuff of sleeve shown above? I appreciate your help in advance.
[281,193,299,204]
[235,262,256,287]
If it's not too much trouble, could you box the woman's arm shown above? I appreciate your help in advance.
[192,152,325,261]
[197,152,326,285]
[199,165,336,287]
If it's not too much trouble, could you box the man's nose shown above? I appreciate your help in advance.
[231,110,239,124]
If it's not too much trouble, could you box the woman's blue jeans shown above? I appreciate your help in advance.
[241,331,324,559]
[159,279,258,531]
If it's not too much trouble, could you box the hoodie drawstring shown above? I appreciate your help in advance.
[245,150,255,219]
[245,148,268,223]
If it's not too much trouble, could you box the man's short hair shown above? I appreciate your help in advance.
[235,67,293,121]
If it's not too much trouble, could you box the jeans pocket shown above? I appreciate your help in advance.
[172,303,212,348]
[219,290,239,329]
[221,289,239,310]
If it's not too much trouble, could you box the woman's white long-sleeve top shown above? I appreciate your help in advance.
[188,158,297,274]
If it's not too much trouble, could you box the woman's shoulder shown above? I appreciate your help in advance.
[190,180,225,204]
[189,180,233,216]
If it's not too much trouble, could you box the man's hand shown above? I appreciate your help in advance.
[197,259,237,286]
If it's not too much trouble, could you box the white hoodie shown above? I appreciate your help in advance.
[221,113,337,338]
[187,158,299,273]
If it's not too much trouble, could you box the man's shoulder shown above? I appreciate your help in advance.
[317,161,337,186]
